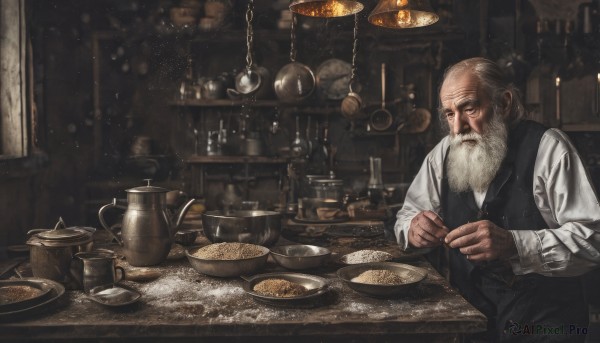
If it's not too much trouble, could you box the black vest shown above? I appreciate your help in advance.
[440,120,556,304]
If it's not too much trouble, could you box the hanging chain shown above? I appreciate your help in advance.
[289,12,297,62]
[245,0,254,70]
[350,13,359,84]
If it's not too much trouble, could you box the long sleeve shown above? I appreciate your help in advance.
[394,137,450,250]
[510,129,600,277]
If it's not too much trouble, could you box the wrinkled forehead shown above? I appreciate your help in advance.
[439,71,486,107]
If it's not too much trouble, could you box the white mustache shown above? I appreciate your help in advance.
[451,132,482,144]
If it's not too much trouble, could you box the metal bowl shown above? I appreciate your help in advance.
[185,245,270,277]
[270,245,331,270]
[337,262,427,298]
[202,210,282,246]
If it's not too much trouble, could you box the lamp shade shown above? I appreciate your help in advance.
[290,0,364,18]
[368,0,439,28]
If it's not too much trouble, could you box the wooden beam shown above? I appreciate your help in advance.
[0,0,27,157]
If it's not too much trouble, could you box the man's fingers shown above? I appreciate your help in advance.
[444,222,478,245]
[422,211,448,231]
[416,222,439,243]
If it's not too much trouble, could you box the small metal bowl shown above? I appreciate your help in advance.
[174,229,199,246]
[337,262,427,298]
[270,245,331,270]
[185,244,270,278]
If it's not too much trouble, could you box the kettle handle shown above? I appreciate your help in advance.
[98,198,126,246]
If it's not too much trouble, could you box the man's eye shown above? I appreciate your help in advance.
[464,107,475,114]
[445,112,454,119]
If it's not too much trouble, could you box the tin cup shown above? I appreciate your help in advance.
[75,251,125,294]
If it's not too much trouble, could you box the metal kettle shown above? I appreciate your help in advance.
[98,180,196,266]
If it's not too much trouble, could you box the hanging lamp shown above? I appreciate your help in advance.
[289,0,364,18]
[368,0,439,28]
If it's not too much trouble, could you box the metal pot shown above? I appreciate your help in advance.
[202,210,281,246]
[274,62,315,103]
[26,218,95,289]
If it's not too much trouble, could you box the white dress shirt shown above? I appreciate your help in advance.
[395,128,600,277]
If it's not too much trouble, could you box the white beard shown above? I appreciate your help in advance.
[446,114,508,193]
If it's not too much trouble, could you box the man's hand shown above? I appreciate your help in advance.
[444,220,517,262]
[408,211,449,248]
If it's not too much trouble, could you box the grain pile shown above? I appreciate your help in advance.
[0,285,43,304]
[252,279,308,298]
[342,250,392,264]
[351,270,406,285]
[192,242,265,260]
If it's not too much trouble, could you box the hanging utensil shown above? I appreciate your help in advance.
[274,12,316,103]
[341,14,366,125]
[403,86,431,133]
[369,63,393,131]
[233,0,263,96]
[290,116,308,159]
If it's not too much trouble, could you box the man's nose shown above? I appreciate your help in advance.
[452,114,470,135]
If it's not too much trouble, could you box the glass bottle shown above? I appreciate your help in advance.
[368,156,384,207]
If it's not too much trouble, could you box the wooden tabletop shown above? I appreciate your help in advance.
[0,231,486,342]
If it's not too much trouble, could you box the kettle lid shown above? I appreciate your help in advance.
[126,179,168,194]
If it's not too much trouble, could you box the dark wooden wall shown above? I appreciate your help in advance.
[2,0,600,256]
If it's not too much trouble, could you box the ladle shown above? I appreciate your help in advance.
[340,14,365,125]
[369,63,393,131]
[291,116,308,159]
[234,0,262,96]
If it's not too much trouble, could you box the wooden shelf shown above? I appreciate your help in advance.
[185,155,288,164]
[170,99,342,114]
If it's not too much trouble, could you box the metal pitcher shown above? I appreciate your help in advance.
[98,180,196,266]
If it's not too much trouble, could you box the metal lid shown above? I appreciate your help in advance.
[37,228,87,240]
[126,179,168,194]
[27,218,94,247]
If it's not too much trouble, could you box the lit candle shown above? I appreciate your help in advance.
[596,73,600,117]
[555,76,561,123]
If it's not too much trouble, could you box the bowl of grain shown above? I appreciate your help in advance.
[270,245,331,270]
[337,262,427,297]
[339,249,393,265]
[242,272,329,307]
[186,242,269,277]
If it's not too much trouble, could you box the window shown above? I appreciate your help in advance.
[0,0,29,158]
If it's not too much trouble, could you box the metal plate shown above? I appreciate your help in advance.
[0,279,53,312]
[243,272,329,308]
[0,278,65,322]
[337,262,427,298]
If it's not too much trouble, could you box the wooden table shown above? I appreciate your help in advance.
[0,229,486,342]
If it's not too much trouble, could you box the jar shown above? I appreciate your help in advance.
[311,179,344,201]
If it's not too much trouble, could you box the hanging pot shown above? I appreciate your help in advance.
[235,67,262,95]
[274,62,315,103]
[341,82,366,121]
[274,12,315,103]
[232,66,271,99]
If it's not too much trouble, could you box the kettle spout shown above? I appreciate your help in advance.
[171,198,196,236]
